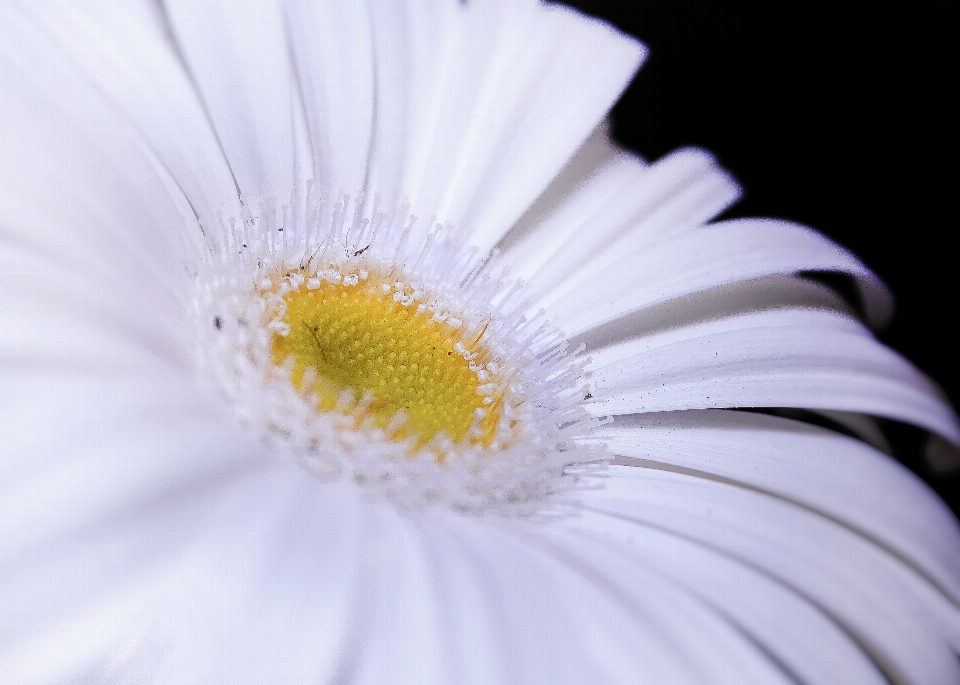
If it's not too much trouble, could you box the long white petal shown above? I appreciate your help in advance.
[496,119,623,252]
[581,466,960,685]
[164,0,298,200]
[510,522,798,684]
[505,148,740,298]
[572,273,851,351]
[560,510,888,685]
[285,0,642,251]
[554,218,892,336]
[284,0,376,206]
[431,2,644,252]
[588,308,960,444]
[0,9,196,369]
[0,372,258,558]
[14,1,241,232]
[590,410,960,602]
[0,370,267,683]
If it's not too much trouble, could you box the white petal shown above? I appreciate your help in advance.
[590,410,960,602]
[0,370,268,683]
[0,19,191,264]
[15,2,241,231]
[496,119,623,253]
[164,0,297,200]
[582,466,960,685]
[430,2,645,252]
[4,396,830,685]
[0,453,721,684]
[283,0,375,205]
[504,148,739,299]
[512,522,797,684]
[562,510,888,685]
[553,218,892,336]
[574,274,852,350]
[286,0,643,250]
[0,371,258,559]
[588,308,960,444]
[362,0,416,213]
[162,475,379,685]
[1,364,370,684]
[0,246,187,371]
[0,10,197,368]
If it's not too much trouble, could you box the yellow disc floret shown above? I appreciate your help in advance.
[272,278,490,446]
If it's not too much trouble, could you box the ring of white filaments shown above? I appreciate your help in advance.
[189,185,608,513]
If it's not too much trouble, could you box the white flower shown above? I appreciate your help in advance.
[2,1,959,684]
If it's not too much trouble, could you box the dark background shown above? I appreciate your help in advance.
[566,1,959,514]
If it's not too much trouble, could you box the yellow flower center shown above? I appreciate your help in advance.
[272,278,495,446]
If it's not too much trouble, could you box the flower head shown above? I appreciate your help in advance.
[3,1,960,683]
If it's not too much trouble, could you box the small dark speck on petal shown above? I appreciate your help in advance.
[214,316,223,330]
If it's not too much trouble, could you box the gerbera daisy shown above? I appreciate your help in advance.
[2,1,959,683]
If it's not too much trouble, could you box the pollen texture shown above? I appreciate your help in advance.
[273,281,489,445]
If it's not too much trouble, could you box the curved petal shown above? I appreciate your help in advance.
[508,523,798,684]
[556,511,888,685]
[553,218,892,336]
[434,2,644,253]
[587,308,960,444]
[505,148,740,300]
[164,0,298,200]
[0,8,197,371]
[0,370,268,683]
[0,375,842,685]
[495,119,623,253]
[3,432,795,685]
[580,465,960,685]
[285,0,643,251]
[14,1,241,233]
[283,0,375,207]
[572,274,853,350]
[0,256,185,372]
[0,371,259,558]
[588,410,960,602]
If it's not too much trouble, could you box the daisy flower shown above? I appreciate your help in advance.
[3,1,959,683]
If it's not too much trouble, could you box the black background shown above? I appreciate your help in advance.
[565,1,959,514]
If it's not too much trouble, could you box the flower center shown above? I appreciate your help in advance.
[196,191,603,511]
[271,274,496,447]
